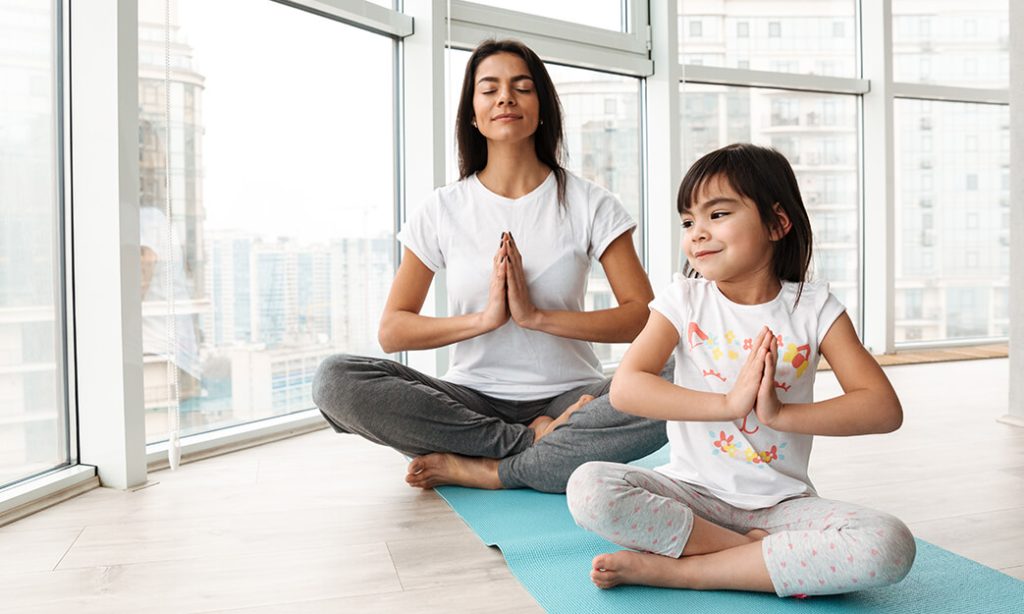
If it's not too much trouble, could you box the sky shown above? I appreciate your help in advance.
[173,0,397,242]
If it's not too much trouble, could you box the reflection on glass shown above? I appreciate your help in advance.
[446,51,642,364]
[138,0,394,444]
[892,0,1009,88]
[678,0,857,78]
[464,1,627,32]
[680,84,860,329]
[0,1,67,487]
[894,100,1009,343]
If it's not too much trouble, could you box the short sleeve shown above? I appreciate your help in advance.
[814,286,847,343]
[588,186,637,260]
[649,274,691,336]
[397,192,444,272]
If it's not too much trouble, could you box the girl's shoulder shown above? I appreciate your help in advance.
[781,280,846,318]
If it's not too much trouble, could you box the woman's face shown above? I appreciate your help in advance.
[471,52,541,145]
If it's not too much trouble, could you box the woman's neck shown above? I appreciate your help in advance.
[477,141,551,199]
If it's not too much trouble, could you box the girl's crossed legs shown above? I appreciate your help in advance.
[566,462,916,597]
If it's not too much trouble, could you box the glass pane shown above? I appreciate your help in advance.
[138,0,394,444]
[894,100,1009,343]
[0,1,68,487]
[681,84,861,329]
[464,1,627,32]
[892,0,1009,88]
[678,0,857,78]
[446,51,643,364]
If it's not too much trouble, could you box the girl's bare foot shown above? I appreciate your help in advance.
[591,551,694,590]
[532,394,595,444]
[406,453,502,489]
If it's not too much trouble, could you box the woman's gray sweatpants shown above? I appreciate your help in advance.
[311,354,670,493]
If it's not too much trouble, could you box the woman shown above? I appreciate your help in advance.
[312,39,668,493]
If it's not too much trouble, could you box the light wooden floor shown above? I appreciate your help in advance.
[1,358,1021,613]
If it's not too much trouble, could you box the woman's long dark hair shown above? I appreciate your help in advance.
[455,39,567,205]
[677,143,814,298]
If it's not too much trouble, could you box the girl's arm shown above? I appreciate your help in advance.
[507,231,654,343]
[609,311,771,421]
[377,247,509,353]
[758,312,903,435]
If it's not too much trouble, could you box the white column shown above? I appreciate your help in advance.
[71,0,147,488]
[1002,0,1024,426]
[646,0,682,288]
[860,0,895,354]
[402,0,449,377]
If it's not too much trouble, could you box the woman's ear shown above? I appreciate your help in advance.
[769,203,792,241]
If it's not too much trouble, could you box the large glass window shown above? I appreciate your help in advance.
[445,51,642,364]
[679,0,857,78]
[465,1,630,32]
[894,100,1009,343]
[680,84,860,328]
[138,0,394,444]
[892,0,1009,88]
[0,0,68,487]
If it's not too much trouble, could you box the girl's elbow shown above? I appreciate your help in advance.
[879,398,903,433]
[609,377,631,412]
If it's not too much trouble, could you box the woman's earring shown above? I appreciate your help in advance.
[471,119,477,128]
[539,119,544,125]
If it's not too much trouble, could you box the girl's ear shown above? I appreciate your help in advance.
[769,203,792,241]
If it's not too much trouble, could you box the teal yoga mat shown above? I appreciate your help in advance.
[435,448,1024,613]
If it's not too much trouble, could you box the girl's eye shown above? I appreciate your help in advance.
[710,211,729,220]
[680,220,693,229]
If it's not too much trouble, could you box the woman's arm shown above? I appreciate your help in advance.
[609,311,769,421]
[506,231,654,343]
[757,312,903,436]
[377,247,509,353]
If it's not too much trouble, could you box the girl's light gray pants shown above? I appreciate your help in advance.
[311,354,670,493]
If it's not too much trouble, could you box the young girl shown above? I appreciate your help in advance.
[566,143,915,597]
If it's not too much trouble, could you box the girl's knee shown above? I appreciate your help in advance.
[878,516,916,582]
[566,462,621,526]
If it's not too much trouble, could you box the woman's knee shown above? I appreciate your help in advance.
[566,462,623,527]
[312,353,377,429]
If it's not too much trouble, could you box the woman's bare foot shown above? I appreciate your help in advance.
[590,551,694,590]
[528,415,554,442]
[746,528,769,541]
[532,394,595,444]
[406,453,502,489]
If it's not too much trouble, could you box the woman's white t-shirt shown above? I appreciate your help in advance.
[650,276,846,510]
[398,171,635,400]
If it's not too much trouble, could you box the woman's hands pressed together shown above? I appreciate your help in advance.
[503,232,543,329]
[478,233,512,332]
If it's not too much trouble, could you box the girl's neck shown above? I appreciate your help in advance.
[477,141,550,199]
[715,271,783,306]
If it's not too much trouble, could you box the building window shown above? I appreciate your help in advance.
[737,21,749,38]
[689,20,703,37]
[768,21,781,38]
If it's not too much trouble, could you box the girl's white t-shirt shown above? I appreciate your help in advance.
[398,171,635,400]
[650,276,846,510]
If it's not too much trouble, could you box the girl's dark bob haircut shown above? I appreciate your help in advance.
[455,39,568,205]
[677,143,813,293]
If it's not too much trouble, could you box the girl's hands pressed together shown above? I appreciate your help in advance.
[723,327,772,421]
[504,232,543,329]
[478,233,511,332]
[754,335,783,428]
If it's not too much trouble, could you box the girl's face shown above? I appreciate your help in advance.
[681,175,786,286]
[472,52,541,145]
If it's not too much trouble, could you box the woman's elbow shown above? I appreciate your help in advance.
[621,303,651,342]
[377,316,400,354]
